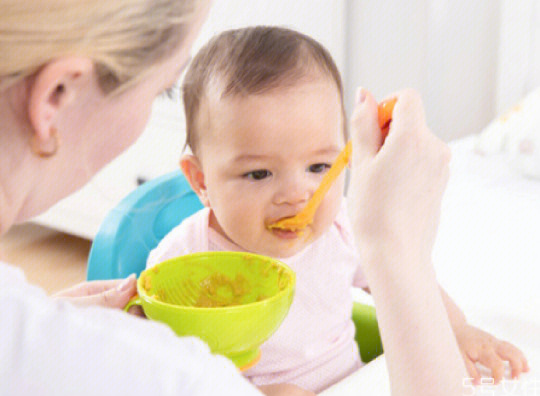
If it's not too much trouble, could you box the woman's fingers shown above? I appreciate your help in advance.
[53,274,137,309]
[53,278,130,297]
[389,88,427,137]
[350,87,382,161]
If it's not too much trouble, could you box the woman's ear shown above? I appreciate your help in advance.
[27,57,94,143]
[180,154,210,207]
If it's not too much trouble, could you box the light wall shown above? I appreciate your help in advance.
[496,0,540,113]
[344,0,501,141]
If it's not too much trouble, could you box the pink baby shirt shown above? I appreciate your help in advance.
[147,202,368,393]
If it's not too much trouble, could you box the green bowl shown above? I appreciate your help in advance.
[126,252,295,369]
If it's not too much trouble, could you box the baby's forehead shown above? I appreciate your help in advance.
[217,77,338,108]
[189,72,347,161]
[210,68,337,98]
[201,73,343,119]
[196,79,345,152]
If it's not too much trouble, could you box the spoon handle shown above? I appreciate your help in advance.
[275,141,352,228]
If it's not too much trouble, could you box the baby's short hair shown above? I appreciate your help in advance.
[182,26,346,153]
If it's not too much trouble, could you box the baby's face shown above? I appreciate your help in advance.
[197,78,346,258]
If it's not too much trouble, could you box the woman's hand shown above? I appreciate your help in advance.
[347,88,451,268]
[347,88,467,395]
[52,274,137,309]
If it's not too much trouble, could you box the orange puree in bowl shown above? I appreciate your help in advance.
[144,262,290,308]
[269,98,397,233]
[195,273,251,308]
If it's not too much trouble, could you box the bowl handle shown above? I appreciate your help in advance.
[124,293,142,312]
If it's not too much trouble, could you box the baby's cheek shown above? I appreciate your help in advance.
[322,185,343,220]
[222,200,261,235]
[312,198,340,238]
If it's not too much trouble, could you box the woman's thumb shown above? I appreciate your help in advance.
[349,87,382,162]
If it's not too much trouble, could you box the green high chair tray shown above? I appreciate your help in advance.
[87,170,383,364]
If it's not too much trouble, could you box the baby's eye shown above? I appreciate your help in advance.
[244,170,272,180]
[308,163,331,173]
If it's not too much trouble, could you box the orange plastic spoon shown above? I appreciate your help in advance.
[268,97,397,232]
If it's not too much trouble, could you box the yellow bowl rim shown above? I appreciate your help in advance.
[137,251,296,313]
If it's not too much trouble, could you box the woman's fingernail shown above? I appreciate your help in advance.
[117,274,135,292]
[356,87,366,104]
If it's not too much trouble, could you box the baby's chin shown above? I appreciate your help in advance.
[238,224,327,258]
[256,234,315,259]
[258,246,307,259]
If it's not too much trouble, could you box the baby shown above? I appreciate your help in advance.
[148,26,528,393]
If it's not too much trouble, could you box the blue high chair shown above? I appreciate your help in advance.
[87,170,383,363]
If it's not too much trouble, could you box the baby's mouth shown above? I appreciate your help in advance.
[266,216,298,230]
[271,228,301,239]
[266,217,306,238]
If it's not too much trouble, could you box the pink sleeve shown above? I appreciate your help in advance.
[334,201,369,289]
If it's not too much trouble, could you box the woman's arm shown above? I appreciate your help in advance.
[348,88,467,396]
[360,250,466,395]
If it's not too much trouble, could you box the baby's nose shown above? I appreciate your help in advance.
[274,177,313,206]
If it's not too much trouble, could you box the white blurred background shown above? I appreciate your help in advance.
[34,0,540,239]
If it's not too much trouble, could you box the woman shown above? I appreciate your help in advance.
[0,1,465,395]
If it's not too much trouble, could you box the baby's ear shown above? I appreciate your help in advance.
[180,155,210,207]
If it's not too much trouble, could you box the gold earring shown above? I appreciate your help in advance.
[30,128,60,158]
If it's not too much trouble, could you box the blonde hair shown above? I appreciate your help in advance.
[0,0,205,94]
